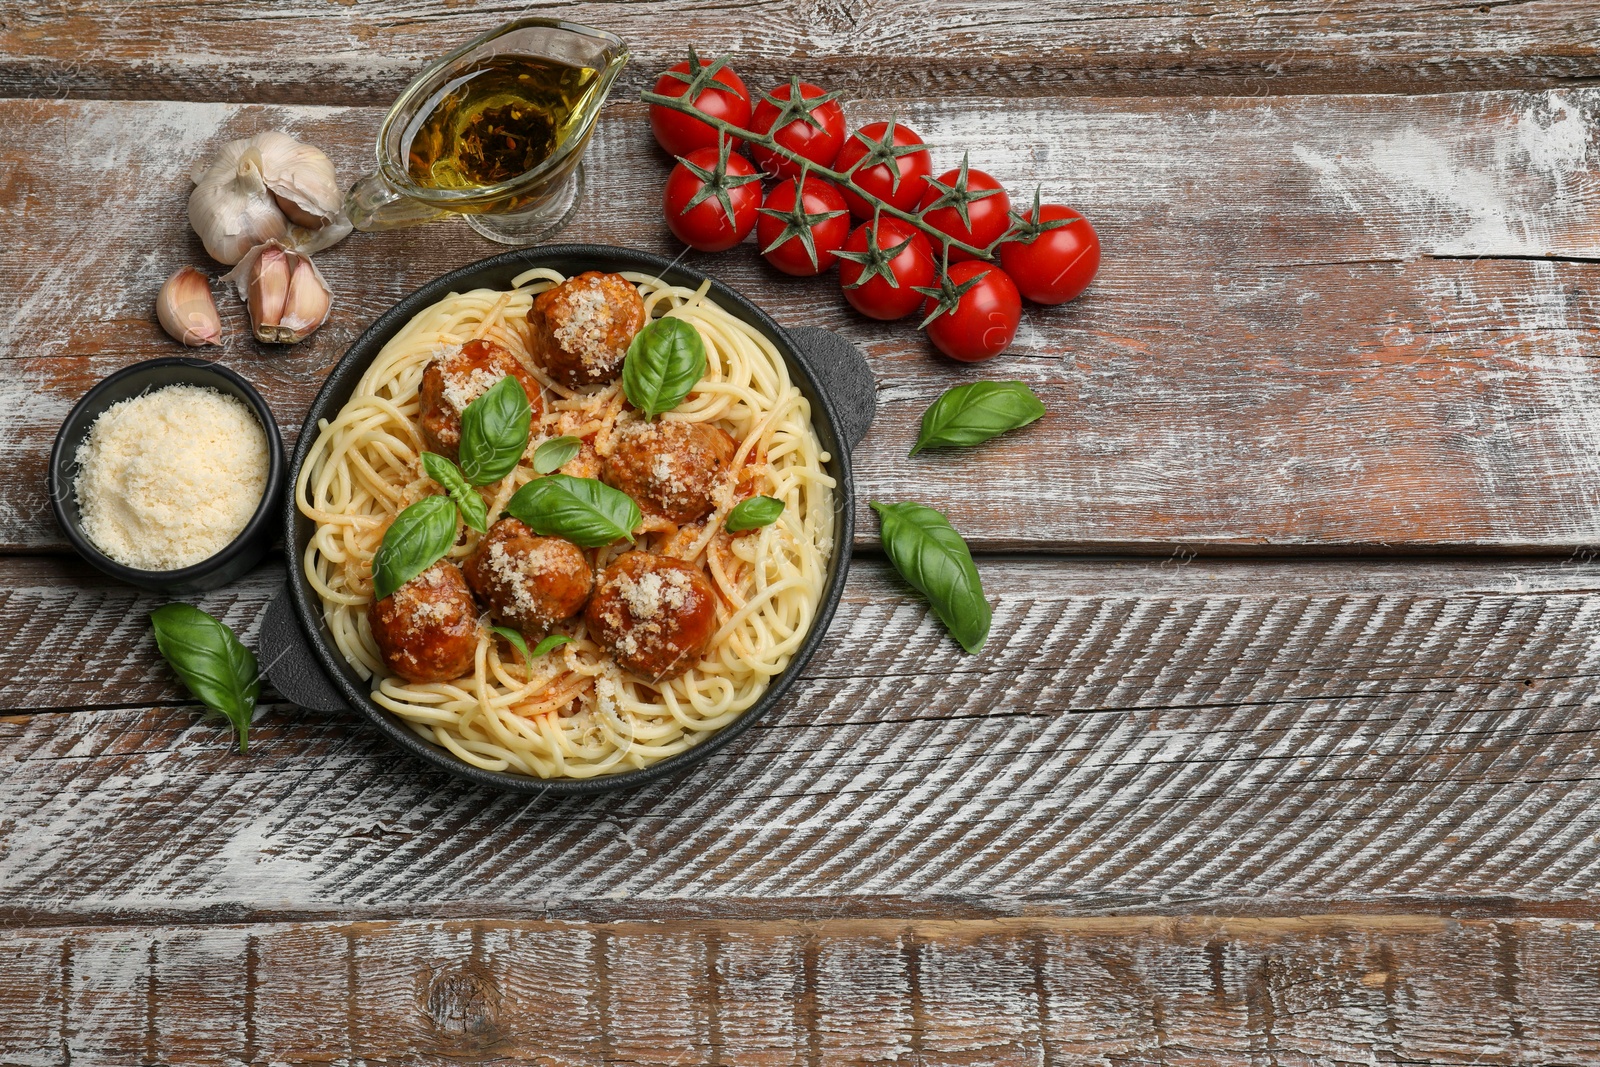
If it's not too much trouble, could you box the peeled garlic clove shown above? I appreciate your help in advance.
[189,133,351,265]
[155,267,223,347]
[223,241,333,344]
[277,255,333,340]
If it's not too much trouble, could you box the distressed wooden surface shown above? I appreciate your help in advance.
[3,0,1596,103]
[5,554,1600,926]
[4,915,1600,1066]
[5,90,1600,551]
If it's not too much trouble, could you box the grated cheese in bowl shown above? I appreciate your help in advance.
[73,384,269,571]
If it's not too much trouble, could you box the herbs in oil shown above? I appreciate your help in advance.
[407,55,601,190]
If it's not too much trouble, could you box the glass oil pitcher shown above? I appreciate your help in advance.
[346,19,629,245]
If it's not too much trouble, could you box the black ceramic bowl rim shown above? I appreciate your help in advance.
[284,244,857,794]
[49,356,286,590]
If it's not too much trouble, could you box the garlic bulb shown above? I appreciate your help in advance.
[189,133,351,265]
[155,267,222,346]
[222,241,332,344]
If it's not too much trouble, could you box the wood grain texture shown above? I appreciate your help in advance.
[1,0,1596,104]
[2,915,1599,1065]
[4,553,1600,923]
[4,91,1599,552]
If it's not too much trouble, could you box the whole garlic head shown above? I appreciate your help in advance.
[189,132,352,265]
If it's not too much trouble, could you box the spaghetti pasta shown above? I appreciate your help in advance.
[296,268,836,778]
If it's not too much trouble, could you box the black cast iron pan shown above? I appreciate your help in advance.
[261,245,875,794]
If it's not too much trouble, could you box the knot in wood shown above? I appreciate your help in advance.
[421,962,504,1045]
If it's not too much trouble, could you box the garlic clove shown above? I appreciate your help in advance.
[247,246,291,341]
[223,241,333,345]
[277,255,333,341]
[155,267,223,347]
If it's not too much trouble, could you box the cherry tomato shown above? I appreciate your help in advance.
[833,120,933,219]
[999,204,1100,304]
[649,56,753,157]
[837,217,937,321]
[920,261,1022,362]
[917,164,1012,263]
[662,146,761,252]
[748,79,847,179]
[757,177,852,276]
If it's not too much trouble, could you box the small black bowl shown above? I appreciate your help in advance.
[49,357,285,596]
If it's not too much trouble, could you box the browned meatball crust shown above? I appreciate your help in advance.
[463,518,592,639]
[418,338,544,462]
[526,272,645,388]
[585,552,719,681]
[367,561,480,683]
[602,420,737,524]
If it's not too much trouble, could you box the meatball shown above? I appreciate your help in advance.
[602,419,737,524]
[367,561,480,684]
[418,338,544,462]
[526,272,645,388]
[463,518,592,638]
[585,552,719,681]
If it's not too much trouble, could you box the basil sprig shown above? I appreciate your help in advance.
[422,452,489,534]
[622,317,707,419]
[726,495,785,532]
[532,633,574,657]
[533,435,582,475]
[505,475,641,547]
[150,604,259,754]
[372,495,459,601]
[871,500,991,653]
[911,381,1045,456]
[494,626,573,666]
[490,625,532,663]
[459,376,532,486]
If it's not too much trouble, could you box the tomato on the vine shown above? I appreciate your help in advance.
[837,217,937,320]
[748,78,847,179]
[918,261,1022,362]
[916,159,1012,263]
[757,177,852,276]
[649,50,753,157]
[833,120,933,218]
[662,142,763,252]
[999,192,1100,304]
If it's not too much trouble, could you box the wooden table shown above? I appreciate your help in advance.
[3,2,1600,1062]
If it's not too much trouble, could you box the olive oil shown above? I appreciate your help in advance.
[407,55,601,190]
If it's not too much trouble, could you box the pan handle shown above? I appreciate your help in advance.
[788,326,876,452]
[260,585,351,714]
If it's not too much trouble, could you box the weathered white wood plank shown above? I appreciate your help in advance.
[3,916,1599,1065]
[3,555,1600,922]
[3,91,1598,550]
[2,0,1594,103]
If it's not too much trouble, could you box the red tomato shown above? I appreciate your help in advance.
[837,217,937,320]
[757,177,852,276]
[999,204,1100,304]
[662,146,762,252]
[748,79,847,179]
[920,261,1022,362]
[833,120,933,219]
[917,164,1012,263]
[649,55,753,157]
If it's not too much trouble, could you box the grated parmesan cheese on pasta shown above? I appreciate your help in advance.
[73,384,268,571]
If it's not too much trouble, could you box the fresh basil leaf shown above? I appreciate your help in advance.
[372,495,459,601]
[533,435,582,475]
[459,375,532,486]
[531,633,574,658]
[505,475,640,548]
[490,624,532,664]
[910,381,1045,456]
[622,316,707,419]
[422,451,489,534]
[725,495,785,532]
[870,500,991,653]
[150,603,259,754]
